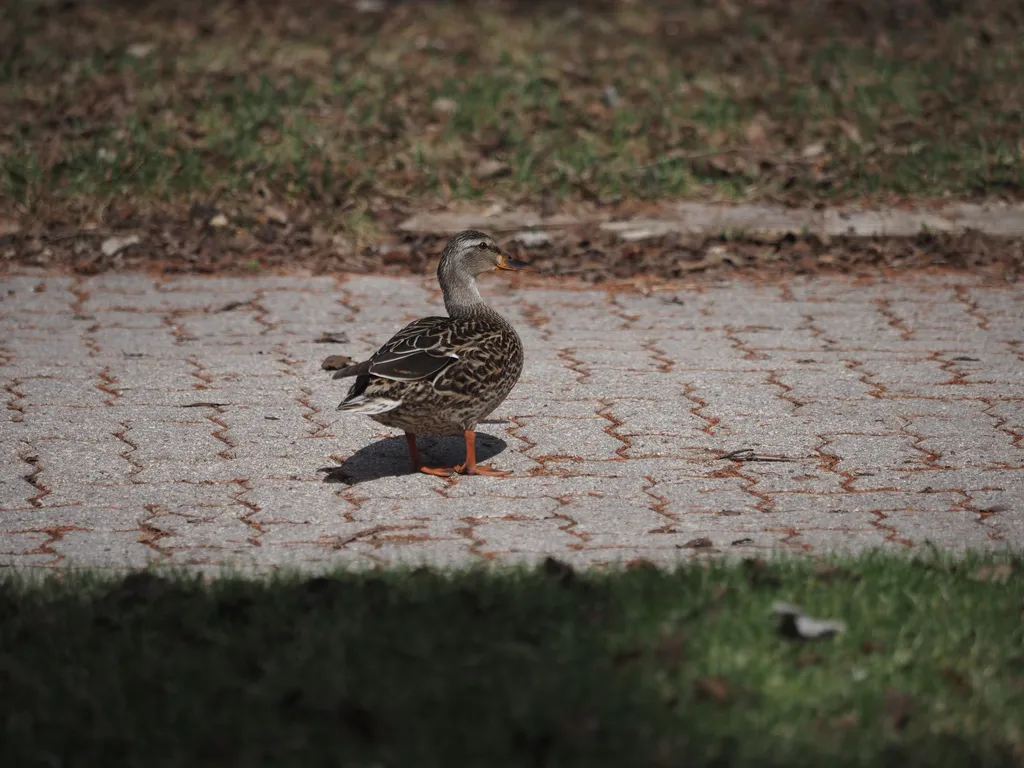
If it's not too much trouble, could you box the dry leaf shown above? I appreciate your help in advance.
[681,537,714,549]
[100,234,141,257]
[321,355,355,371]
[743,558,782,588]
[654,630,688,670]
[883,690,914,731]
[126,42,156,59]
[625,558,656,571]
[272,45,330,69]
[970,564,1013,584]
[432,98,457,117]
[611,647,644,668]
[694,676,732,703]
[774,602,846,639]
[797,652,823,668]
[217,300,253,313]
[838,119,862,144]
[264,205,289,225]
[814,565,860,583]
[743,114,771,146]
[940,666,973,698]
[801,142,826,159]
[832,712,859,729]
[601,86,621,108]
[513,231,551,247]
[476,159,511,180]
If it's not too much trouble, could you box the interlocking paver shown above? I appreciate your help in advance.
[1,272,1022,570]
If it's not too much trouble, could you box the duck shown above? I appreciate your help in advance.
[333,230,529,476]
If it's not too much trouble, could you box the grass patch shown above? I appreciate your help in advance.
[0,0,1022,225]
[1,552,1023,766]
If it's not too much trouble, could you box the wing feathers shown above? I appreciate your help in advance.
[334,316,460,384]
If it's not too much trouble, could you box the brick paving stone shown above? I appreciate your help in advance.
[1,272,1022,570]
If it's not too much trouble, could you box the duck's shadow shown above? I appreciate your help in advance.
[318,432,508,485]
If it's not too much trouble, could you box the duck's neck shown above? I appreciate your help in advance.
[441,268,491,320]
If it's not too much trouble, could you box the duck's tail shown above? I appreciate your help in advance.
[336,395,403,414]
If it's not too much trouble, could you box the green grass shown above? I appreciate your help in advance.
[2,552,1023,767]
[0,0,1022,224]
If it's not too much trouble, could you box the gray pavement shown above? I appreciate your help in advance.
[1,272,1022,571]
[399,201,1024,239]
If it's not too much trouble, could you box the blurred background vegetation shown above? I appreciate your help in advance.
[2,0,1021,221]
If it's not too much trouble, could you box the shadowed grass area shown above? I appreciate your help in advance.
[1,552,1022,767]
[0,0,1022,225]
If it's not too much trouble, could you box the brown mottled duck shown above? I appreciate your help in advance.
[333,230,529,476]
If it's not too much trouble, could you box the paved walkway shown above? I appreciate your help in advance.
[400,201,1024,239]
[1,272,1022,570]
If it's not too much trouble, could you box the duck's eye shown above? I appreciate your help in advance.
[477,242,489,250]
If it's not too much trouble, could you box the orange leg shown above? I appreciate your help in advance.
[408,431,456,477]
[454,429,511,477]
[405,432,425,472]
[410,429,511,477]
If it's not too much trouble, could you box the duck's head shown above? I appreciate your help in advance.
[438,230,530,279]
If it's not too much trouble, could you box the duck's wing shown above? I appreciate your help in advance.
[332,316,458,382]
